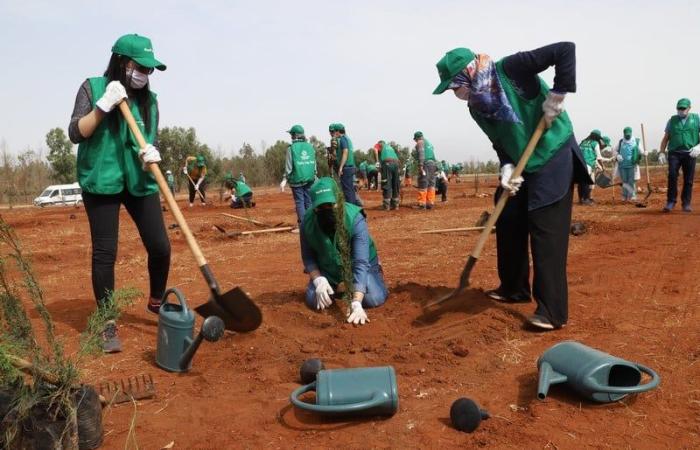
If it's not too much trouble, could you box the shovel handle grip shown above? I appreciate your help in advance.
[118,101,207,268]
[470,117,547,260]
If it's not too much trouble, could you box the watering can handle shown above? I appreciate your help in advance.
[290,382,388,413]
[586,363,661,395]
[162,287,189,316]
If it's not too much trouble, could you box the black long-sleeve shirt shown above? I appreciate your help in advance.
[494,42,589,210]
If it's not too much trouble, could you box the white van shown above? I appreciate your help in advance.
[33,183,83,207]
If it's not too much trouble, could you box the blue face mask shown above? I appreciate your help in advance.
[678,109,689,118]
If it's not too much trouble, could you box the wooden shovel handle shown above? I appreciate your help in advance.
[118,101,207,267]
[470,117,547,260]
[640,123,651,185]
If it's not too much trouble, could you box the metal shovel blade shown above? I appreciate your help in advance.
[194,287,262,332]
[427,256,476,307]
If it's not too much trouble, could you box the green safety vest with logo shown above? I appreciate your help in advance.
[667,113,700,152]
[423,139,436,162]
[288,141,316,184]
[470,60,574,173]
[302,203,377,286]
[379,143,399,162]
[359,161,368,173]
[579,139,598,168]
[336,135,355,167]
[77,77,159,196]
[618,138,641,169]
[441,161,451,172]
[234,180,252,197]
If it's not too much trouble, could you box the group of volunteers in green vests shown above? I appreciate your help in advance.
[69,33,699,351]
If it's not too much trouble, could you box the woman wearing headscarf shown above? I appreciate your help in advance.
[68,34,170,352]
[612,127,645,202]
[432,42,590,330]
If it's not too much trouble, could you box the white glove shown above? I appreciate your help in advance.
[138,144,161,171]
[616,154,624,162]
[96,81,127,113]
[312,276,334,310]
[658,153,667,165]
[279,178,287,192]
[499,163,523,196]
[347,300,369,325]
[542,91,566,128]
[375,162,381,169]
[195,180,201,190]
[690,146,700,158]
[183,166,188,175]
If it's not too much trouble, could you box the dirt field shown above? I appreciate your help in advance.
[3,168,699,449]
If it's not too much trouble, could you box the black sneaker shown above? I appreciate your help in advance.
[101,320,122,353]
[485,289,531,303]
[147,297,161,315]
[682,204,692,212]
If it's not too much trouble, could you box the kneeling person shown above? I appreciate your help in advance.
[227,177,255,208]
[300,178,388,324]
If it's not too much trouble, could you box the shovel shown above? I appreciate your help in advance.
[428,117,546,307]
[635,123,652,208]
[118,102,262,332]
[185,172,207,203]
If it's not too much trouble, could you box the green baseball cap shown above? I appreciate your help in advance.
[433,47,476,95]
[287,124,304,134]
[413,131,423,140]
[196,155,206,167]
[602,136,611,146]
[328,123,336,132]
[310,177,339,209]
[677,98,691,109]
[623,126,633,135]
[336,123,346,132]
[591,129,602,138]
[112,34,166,71]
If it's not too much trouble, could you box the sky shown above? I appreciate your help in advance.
[1,0,699,163]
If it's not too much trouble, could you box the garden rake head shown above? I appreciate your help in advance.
[97,374,155,404]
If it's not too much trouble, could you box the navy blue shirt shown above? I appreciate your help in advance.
[498,42,591,210]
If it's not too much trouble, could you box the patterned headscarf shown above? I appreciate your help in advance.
[448,54,521,123]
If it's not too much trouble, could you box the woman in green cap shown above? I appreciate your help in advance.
[658,98,700,212]
[68,33,169,352]
[281,124,317,223]
[300,177,388,325]
[432,42,590,331]
[184,154,208,207]
[226,177,255,209]
[612,127,645,202]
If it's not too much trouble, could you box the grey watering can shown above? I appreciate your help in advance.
[156,288,195,372]
[290,366,398,416]
[537,341,660,403]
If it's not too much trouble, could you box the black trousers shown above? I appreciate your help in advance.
[83,191,171,306]
[495,185,573,327]
[436,178,448,201]
[381,162,400,202]
[577,182,591,202]
[188,177,207,204]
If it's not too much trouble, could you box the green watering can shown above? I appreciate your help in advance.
[156,288,195,372]
[290,366,398,416]
[537,341,661,403]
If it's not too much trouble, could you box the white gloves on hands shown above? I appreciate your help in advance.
[312,276,334,310]
[182,166,188,175]
[195,180,201,190]
[542,91,566,128]
[347,300,369,325]
[616,154,624,162]
[280,178,287,192]
[375,162,381,170]
[96,81,127,113]
[690,146,700,158]
[658,153,667,165]
[499,163,523,196]
[139,144,161,171]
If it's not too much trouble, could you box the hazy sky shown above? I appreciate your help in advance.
[1,0,698,162]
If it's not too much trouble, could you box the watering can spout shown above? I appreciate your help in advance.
[537,361,567,400]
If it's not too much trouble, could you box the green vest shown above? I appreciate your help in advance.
[302,203,377,286]
[288,141,316,184]
[423,139,436,162]
[77,77,159,196]
[442,161,451,172]
[379,143,399,162]
[579,139,598,168]
[667,113,700,152]
[359,161,368,172]
[234,180,252,197]
[336,135,355,167]
[470,60,574,173]
[166,173,174,186]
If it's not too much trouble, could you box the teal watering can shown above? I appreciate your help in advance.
[156,288,195,372]
[537,341,661,403]
[290,366,398,416]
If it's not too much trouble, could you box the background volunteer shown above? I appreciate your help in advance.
[413,131,438,209]
[281,124,317,224]
[183,154,207,207]
[374,140,401,210]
